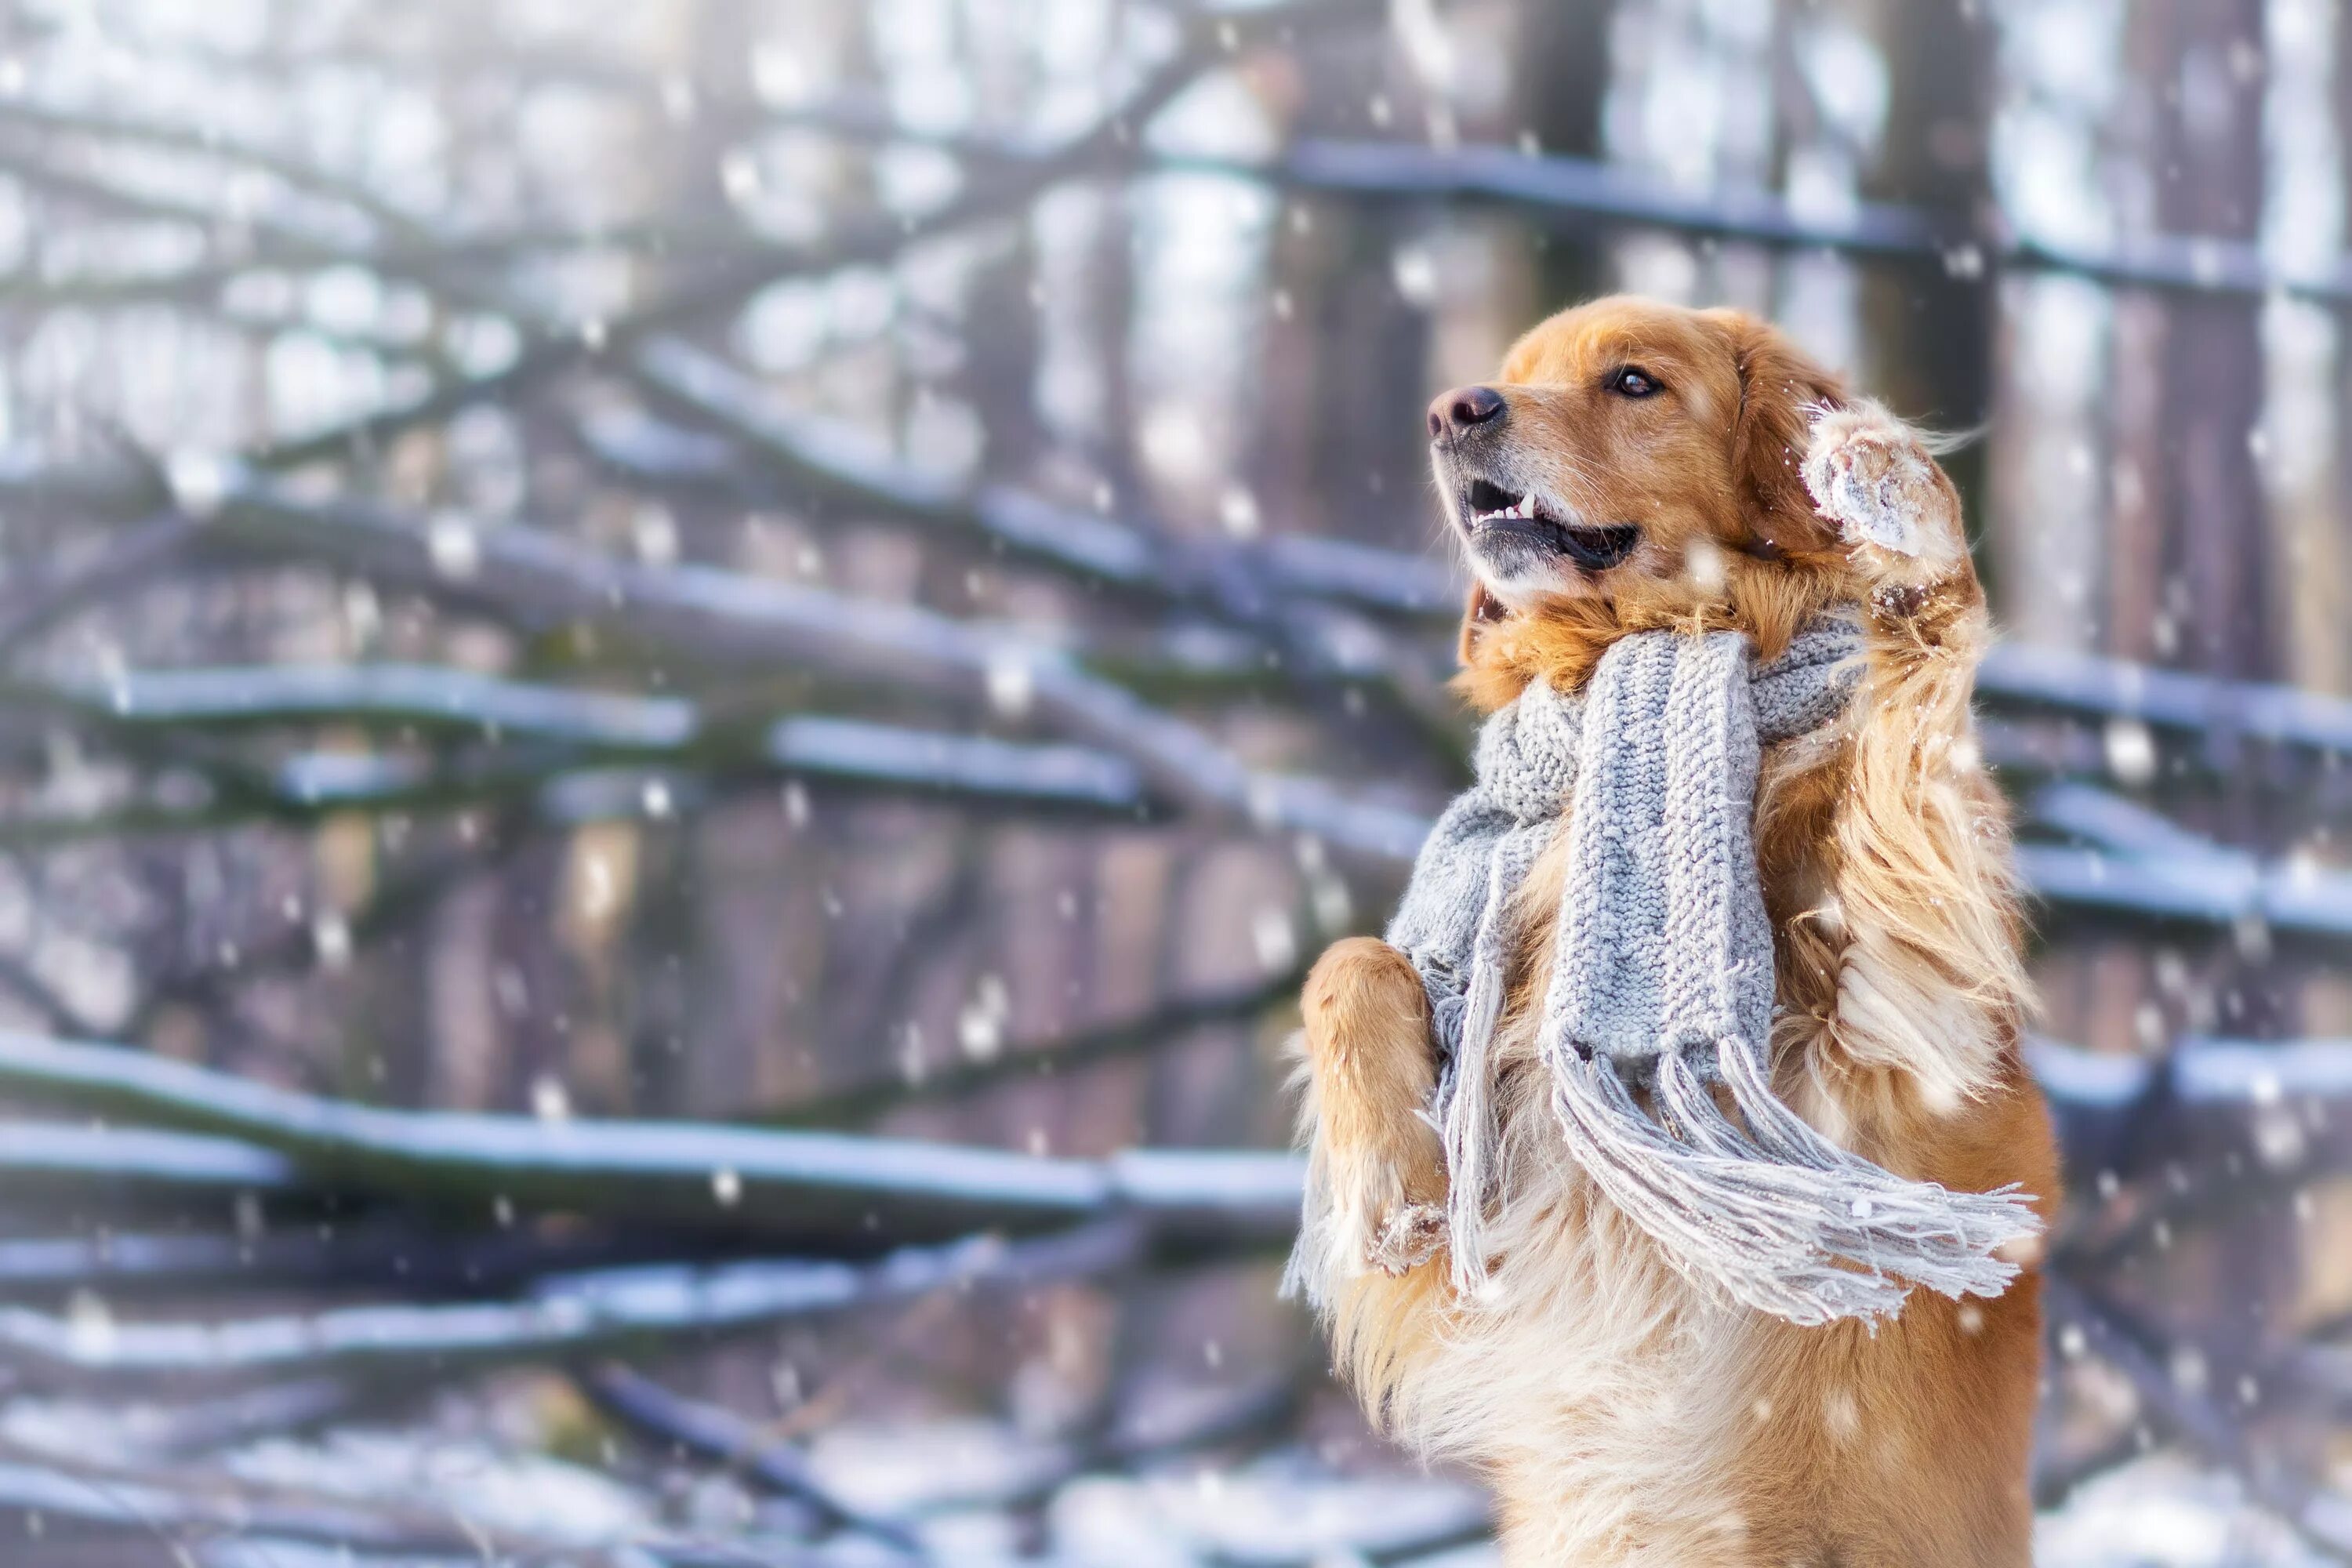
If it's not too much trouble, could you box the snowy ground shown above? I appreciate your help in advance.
[1,1381,2334,1566]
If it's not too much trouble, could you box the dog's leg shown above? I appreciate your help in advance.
[1291,936,1459,1429]
[1796,402,2031,1112]
[1294,936,1450,1282]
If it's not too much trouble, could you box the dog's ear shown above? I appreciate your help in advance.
[1458,578,1506,664]
[1708,310,1846,558]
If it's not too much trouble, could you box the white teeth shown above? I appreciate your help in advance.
[1473,494,1537,524]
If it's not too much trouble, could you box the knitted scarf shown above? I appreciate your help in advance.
[1306,620,2039,1327]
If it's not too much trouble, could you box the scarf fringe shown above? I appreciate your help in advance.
[1543,1037,2039,1327]
[1438,825,1546,1295]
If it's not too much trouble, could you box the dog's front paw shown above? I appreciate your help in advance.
[1802,401,1965,583]
[1368,1202,1447,1276]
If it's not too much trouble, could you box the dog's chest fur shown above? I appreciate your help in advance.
[1386,738,1870,1563]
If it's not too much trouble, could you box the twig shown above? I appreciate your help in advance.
[0,513,194,660]
[118,806,538,1041]
[655,92,2352,307]
[626,336,1463,637]
[942,1365,1313,1516]
[622,339,1474,775]
[771,967,1305,1127]
[67,663,697,748]
[0,948,100,1038]
[578,1363,928,1559]
[1255,138,2352,307]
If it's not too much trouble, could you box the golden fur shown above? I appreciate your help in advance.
[1292,297,2059,1565]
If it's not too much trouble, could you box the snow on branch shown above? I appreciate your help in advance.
[78,663,696,748]
[169,467,1425,857]
[1981,643,2352,758]
[0,1032,1306,1247]
[0,1456,471,1556]
[0,1024,2347,1266]
[2021,782,2352,938]
[0,1120,295,1192]
[0,1221,1142,1384]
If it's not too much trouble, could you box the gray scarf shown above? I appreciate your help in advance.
[1314,621,2038,1327]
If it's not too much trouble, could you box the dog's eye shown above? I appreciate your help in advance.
[1610,367,1661,398]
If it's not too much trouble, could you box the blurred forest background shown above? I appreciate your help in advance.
[0,0,2347,1562]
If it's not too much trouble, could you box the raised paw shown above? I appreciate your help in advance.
[1369,1202,1448,1276]
[1802,401,1965,583]
[1297,938,1450,1289]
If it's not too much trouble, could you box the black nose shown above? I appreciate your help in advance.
[1428,384,1507,440]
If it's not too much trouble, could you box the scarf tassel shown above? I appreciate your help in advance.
[1545,1037,2040,1328]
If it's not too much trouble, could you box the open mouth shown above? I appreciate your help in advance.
[1464,479,1642,571]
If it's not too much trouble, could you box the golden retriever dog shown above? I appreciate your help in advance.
[1290,296,2059,1565]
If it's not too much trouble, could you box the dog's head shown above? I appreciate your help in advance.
[1429,296,1853,678]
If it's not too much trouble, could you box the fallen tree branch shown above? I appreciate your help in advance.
[0,691,1161,847]
[0,1119,295,1193]
[0,1219,702,1298]
[24,652,2335,946]
[0,1032,1308,1246]
[0,1220,1142,1383]
[186,467,2347,909]
[5,1029,2349,1247]
[68,663,697,749]
[691,89,2352,312]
